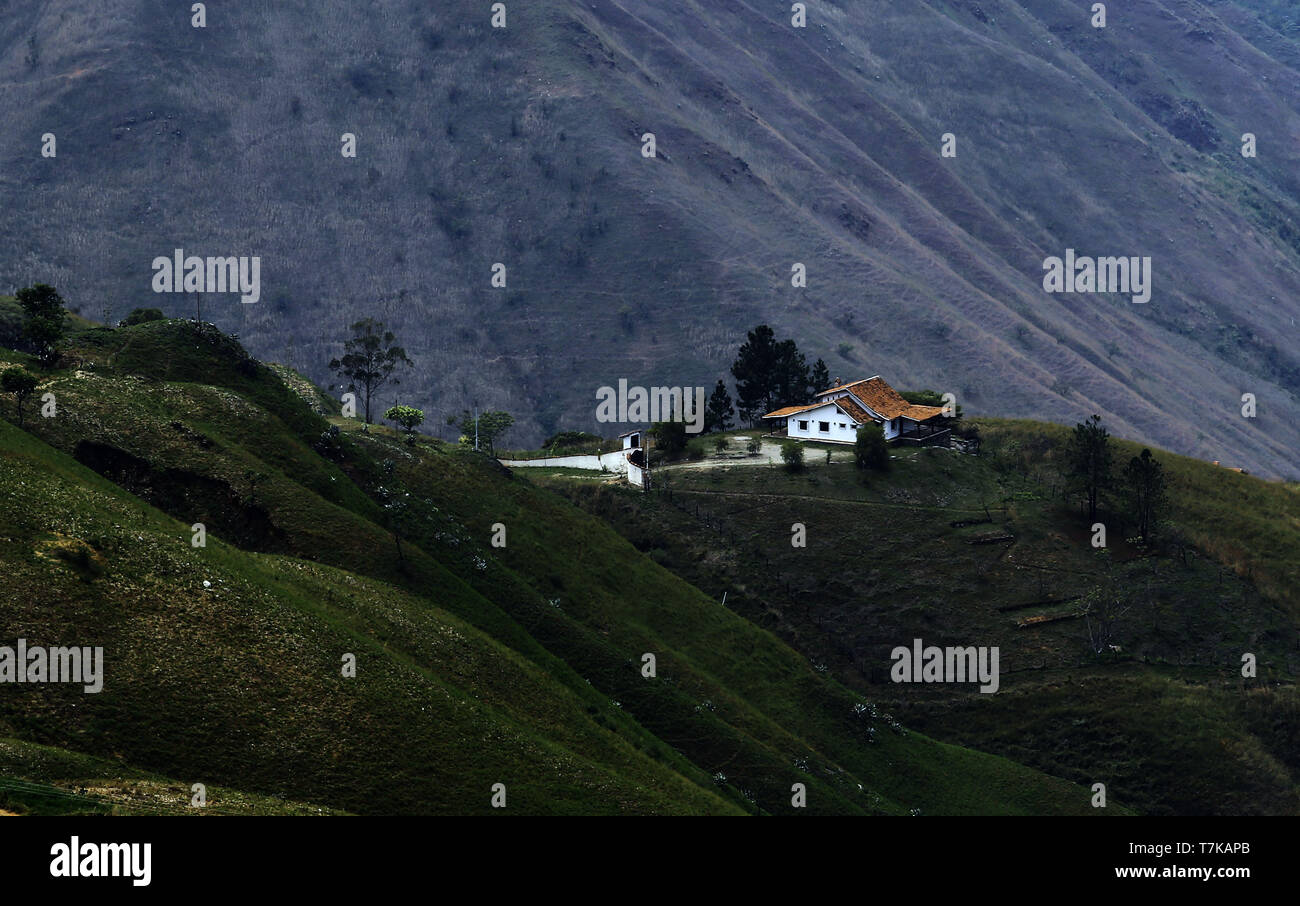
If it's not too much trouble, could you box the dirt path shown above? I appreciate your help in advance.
[657,436,785,470]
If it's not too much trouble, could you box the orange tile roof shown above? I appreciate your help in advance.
[900,404,945,421]
[833,394,871,423]
[815,378,872,397]
[843,377,943,422]
[763,398,865,420]
[767,378,945,424]
[763,402,825,419]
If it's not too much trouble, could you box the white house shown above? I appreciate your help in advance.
[762,376,948,445]
[619,429,643,451]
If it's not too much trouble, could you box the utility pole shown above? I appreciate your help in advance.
[473,401,479,452]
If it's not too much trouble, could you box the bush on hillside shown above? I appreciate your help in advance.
[855,423,889,472]
[122,307,166,326]
[780,440,804,473]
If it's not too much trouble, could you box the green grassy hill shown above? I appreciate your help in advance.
[548,424,1300,814]
[0,320,1116,814]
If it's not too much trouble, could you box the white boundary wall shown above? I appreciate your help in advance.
[498,450,629,472]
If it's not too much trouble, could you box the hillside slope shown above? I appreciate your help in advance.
[0,320,1112,814]
[552,423,1300,814]
[0,0,1297,475]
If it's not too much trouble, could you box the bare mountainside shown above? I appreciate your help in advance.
[1,0,1297,475]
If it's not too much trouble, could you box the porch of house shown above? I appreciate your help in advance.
[895,420,951,447]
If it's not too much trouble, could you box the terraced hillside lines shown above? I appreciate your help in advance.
[1,2,1297,475]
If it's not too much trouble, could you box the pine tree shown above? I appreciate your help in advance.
[1066,414,1112,523]
[809,358,831,397]
[730,325,782,423]
[773,339,812,406]
[705,379,735,433]
[1123,448,1167,544]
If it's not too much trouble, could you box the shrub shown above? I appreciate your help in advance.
[855,423,889,471]
[314,424,344,460]
[122,307,166,326]
[543,430,602,449]
[652,420,688,458]
[780,440,804,472]
[385,405,425,444]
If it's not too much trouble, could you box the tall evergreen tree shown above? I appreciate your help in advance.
[705,379,735,433]
[809,358,831,398]
[1123,448,1167,544]
[1065,414,1112,523]
[773,339,812,406]
[731,325,815,421]
[730,325,782,423]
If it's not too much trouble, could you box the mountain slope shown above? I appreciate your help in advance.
[0,0,1297,475]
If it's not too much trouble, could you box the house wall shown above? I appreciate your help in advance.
[786,404,860,444]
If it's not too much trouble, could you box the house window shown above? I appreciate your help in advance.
[819,421,830,432]
[797,420,809,431]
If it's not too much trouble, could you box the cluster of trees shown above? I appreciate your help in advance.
[1065,414,1169,544]
[730,325,830,424]
[681,324,833,442]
